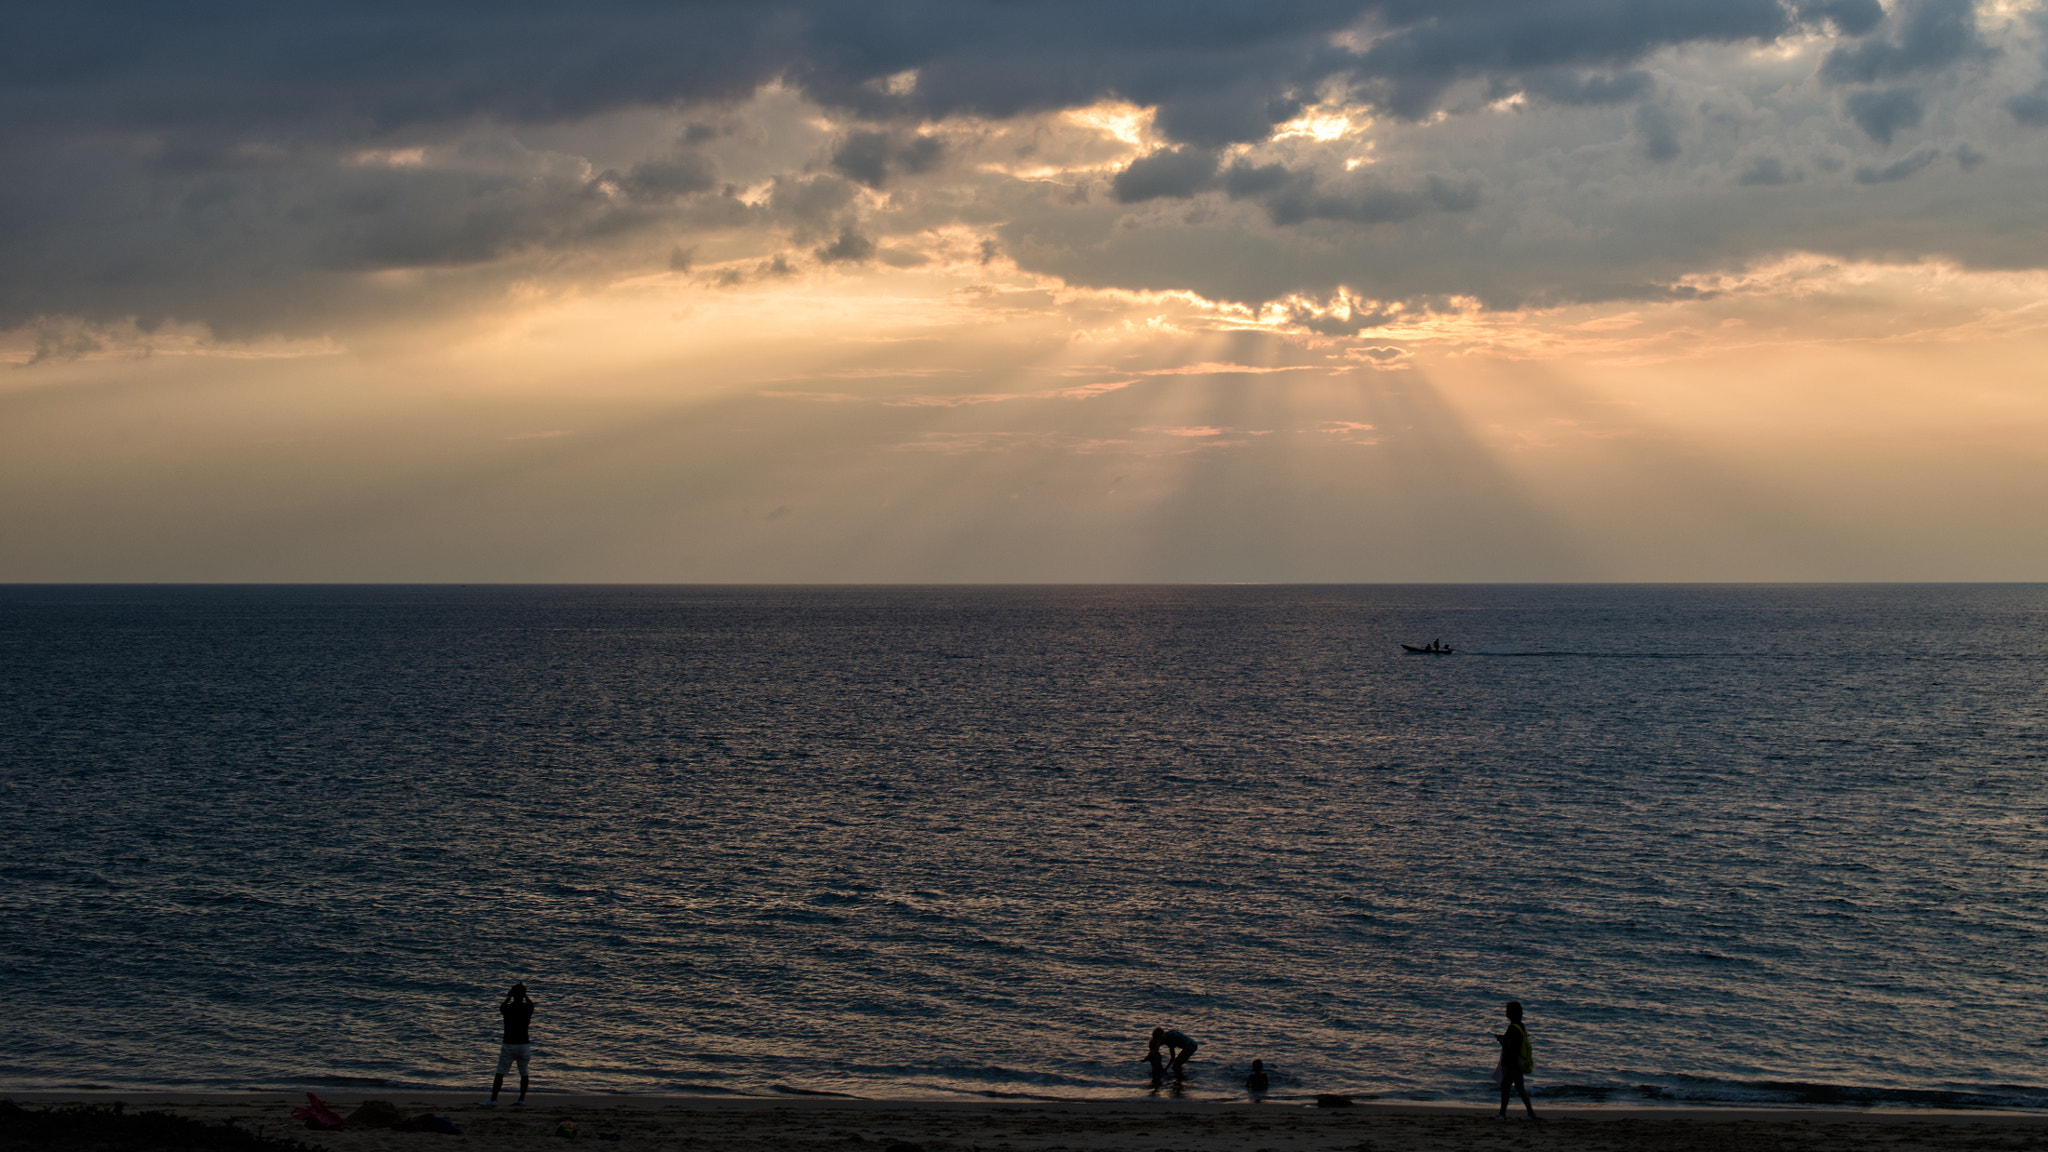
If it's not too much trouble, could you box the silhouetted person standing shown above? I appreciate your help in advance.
[1492,1001,1537,1120]
[483,983,534,1106]
[1245,1059,1270,1100]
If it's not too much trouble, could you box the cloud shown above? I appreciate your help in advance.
[1517,69,1657,106]
[1284,298,1402,335]
[1798,0,1886,37]
[1112,146,1223,203]
[1349,0,1798,119]
[1220,160,1298,199]
[0,127,651,336]
[764,171,865,247]
[9,0,2048,344]
[1108,142,1485,234]
[1634,102,1684,162]
[607,151,721,201]
[1818,0,1994,85]
[830,129,945,188]
[16,315,105,367]
[1854,147,1940,183]
[1738,155,1798,185]
[1845,88,1927,144]
[1263,174,1481,227]
[2008,80,2048,126]
[817,225,876,263]
[0,1,1934,154]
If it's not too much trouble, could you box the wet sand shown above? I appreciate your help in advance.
[10,1092,2048,1152]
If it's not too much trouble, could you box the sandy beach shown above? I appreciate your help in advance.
[10,1092,2048,1152]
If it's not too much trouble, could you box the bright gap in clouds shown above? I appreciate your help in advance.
[7,245,2048,582]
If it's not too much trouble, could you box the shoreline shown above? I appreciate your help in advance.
[10,1089,2048,1122]
[13,1092,2048,1152]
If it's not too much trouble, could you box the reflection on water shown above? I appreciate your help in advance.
[2,585,2045,1106]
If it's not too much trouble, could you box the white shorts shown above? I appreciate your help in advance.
[496,1044,532,1075]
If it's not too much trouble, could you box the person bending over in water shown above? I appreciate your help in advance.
[483,983,535,1106]
[1245,1059,1270,1100]
[1150,1027,1199,1075]
[1492,1001,1538,1121]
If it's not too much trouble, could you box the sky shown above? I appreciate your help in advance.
[6,0,2048,582]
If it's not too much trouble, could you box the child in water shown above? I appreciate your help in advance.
[1245,1059,1269,1101]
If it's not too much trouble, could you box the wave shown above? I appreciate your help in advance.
[1532,1076,2048,1110]
[1470,648,1723,658]
[770,1084,861,1098]
[828,1062,1118,1090]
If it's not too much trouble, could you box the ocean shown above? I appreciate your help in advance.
[3,584,2045,1108]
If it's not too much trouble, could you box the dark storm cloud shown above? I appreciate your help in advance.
[0,4,790,144]
[2008,80,2048,126]
[608,151,721,201]
[1349,0,1797,119]
[1845,88,1927,144]
[0,0,2028,335]
[3,1,1906,151]
[794,4,1348,148]
[1263,174,1481,227]
[816,225,876,263]
[1221,161,1298,199]
[1798,0,1887,37]
[829,129,943,188]
[1515,69,1657,106]
[831,132,895,188]
[763,172,867,246]
[1818,0,1994,85]
[1112,147,1224,203]
[0,2,1354,330]
[0,134,673,336]
[1110,143,1480,233]
[0,2,1359,153]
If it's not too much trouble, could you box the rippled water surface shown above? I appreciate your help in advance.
[3,585,2046,1107]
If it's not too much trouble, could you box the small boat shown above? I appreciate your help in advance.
[1401,642,1455,654]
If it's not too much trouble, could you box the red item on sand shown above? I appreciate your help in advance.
[291,1093,346,1130]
